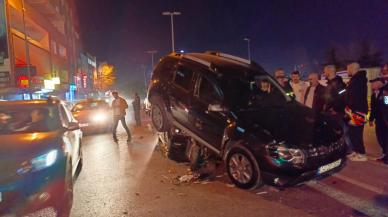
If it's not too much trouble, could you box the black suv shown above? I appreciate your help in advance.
[147,52,346,189]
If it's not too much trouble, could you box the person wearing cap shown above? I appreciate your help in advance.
[111,91,132,142]
[289,70,308,103]
[369,78,388,165]
[345,62,368,161]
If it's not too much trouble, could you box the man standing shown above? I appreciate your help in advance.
[274,68,292,92]
[345,62,368,161]
[289,70,308,103]
[111,91,131,142]
[369,78,388,165]
[304,72,325,113]
[132,92,141,127]
[322,64,346,114]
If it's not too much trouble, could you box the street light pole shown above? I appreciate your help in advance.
[21,0,32,99]
[145,50,157,89]
[162,11,181,52]
[244,38,251,61]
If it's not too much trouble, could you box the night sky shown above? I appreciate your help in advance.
[76,0,388,90]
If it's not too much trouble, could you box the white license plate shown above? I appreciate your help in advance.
[79,123,89,127]
[317,159,342,174]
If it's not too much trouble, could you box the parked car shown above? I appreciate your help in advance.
[71,99,112,133]
[146,52,347,189]
[0,98,82,217]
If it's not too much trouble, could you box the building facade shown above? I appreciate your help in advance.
[0,0,95,101]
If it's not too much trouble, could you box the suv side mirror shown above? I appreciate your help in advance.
[208,104,228,112]
[67,122,80,131]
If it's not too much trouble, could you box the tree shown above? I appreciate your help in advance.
[96,62,116,91]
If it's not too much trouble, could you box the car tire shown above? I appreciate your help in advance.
[185,139,203,171]
[225,146,262,189]
[150,95,170,132]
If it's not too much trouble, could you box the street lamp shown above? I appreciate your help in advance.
[244,38,251,61]
[162,11,181,52]
[21,0,32,99]
[145,50,157,89]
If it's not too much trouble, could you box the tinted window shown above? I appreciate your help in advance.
[174,67,193,90]
[0,104,61,134]
[198,77,222,104]
[72,100,109,112]
[153,58,176,82]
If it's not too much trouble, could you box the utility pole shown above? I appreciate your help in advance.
[21,0,32,99]
[244,38,251,61]
[162,11,181,52]
[144,50,157,90]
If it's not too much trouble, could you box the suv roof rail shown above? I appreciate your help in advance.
[204,51,252,65]
[169,52,213,68]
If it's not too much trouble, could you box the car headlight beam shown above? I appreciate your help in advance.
[31,150,58,171]
[92,113,108,123]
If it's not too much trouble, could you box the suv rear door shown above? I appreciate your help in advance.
[189,73,227,152]
[168,62,197,130]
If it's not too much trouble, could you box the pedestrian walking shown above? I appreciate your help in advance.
[289,70,308,103]
[274,68,292,92]
[304,72,325,113]
[345,62,368,161]
[369,78,388,165]
[111,91,132,142]
[132,92,142,127]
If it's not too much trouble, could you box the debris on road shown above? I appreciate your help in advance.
[256,191,268,195]
[226,184,235,188]
[179,174,195,183]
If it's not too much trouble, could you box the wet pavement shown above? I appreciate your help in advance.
[70,123,388,217]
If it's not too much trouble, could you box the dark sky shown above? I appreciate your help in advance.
[76,0,388,86]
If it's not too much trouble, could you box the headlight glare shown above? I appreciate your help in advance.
[92,113,107,122]
[31,150,58,171]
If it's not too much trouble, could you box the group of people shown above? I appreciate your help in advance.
[274,63,388,164]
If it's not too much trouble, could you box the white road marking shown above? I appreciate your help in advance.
[307,181,388,217]
[333,174,386,195]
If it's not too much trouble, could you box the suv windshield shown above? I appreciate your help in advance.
[72,101,109,112]
[0,105,61,135]
[221,74,291,110]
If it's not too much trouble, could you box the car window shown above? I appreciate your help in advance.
[0,105,61,134]
[198,76,222,104]
[59,105,71,126]
[174,66,193,90]
[153,58,176,82]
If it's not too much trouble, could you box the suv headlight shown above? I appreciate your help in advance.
[266,142,306,166]
[31,150,58,171]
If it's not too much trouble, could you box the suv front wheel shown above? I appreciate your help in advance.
[226,146,262,189]
[150,96,170,132]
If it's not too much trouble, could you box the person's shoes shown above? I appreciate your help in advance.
[376,154,386,162]
[349,153,368,162]
[347,152,357,159]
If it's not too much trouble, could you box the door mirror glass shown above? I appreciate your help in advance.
[208,104,228,112]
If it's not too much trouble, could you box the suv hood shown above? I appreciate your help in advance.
[236,102,342,148]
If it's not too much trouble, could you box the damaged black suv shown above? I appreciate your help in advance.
[147,52,347,189]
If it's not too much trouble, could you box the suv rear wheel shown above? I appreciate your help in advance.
[150,96,170,132]
[226,146,262,189]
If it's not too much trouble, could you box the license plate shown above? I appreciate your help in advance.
[79,123,89,127]
[317,159,342,174]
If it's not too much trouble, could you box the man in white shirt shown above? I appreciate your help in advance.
[290,70,308,103]
[304,73,325,113]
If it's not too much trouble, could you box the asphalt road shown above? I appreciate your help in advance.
[70,122,388,217]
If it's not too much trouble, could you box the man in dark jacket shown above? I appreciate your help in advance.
[323,65,346,114]
[132,92,141,127]
[304,72,325,114]
[345,62,368,161]
[370,79,388,165]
